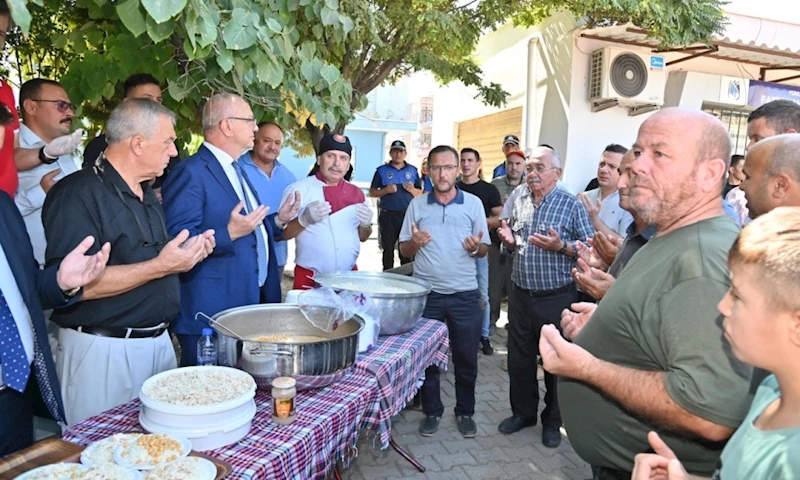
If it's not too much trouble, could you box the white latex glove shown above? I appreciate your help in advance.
[299,200,332,228]
[356,203,373,228]
[43,129,84,159]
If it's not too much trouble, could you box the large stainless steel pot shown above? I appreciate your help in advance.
[210,304,363,391]
[313,271,431,335]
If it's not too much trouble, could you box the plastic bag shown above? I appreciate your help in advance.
[298,286,363,332]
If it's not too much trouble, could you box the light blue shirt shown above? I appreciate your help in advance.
[239,153,297,267]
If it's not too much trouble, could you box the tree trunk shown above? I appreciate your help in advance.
[304,119,347,155]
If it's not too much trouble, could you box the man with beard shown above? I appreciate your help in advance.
[280,134,373,289]
[240,122,297,281]
[399,145,489,438]
[542,108,752,478]
[15,79,83,266]
[570,150,656,303]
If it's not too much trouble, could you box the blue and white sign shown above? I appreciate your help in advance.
[748,80,800,108]
[650,56,665,69]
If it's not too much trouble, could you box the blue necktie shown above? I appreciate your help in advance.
[232,161,268,286]
[0,289,30,392]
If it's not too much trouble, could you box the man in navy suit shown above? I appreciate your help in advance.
[162,93,299,366]
[0,191,110,456]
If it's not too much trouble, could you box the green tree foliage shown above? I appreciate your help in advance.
[5,0,725,153]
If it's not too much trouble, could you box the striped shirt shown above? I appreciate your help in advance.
[504,185,595,292]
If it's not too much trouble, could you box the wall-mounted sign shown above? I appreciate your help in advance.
[650,56,665,69]
[748,80,800,108]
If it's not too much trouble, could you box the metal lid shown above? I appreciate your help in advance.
[272,377,296,389]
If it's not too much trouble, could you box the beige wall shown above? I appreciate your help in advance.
[456,107,523,175]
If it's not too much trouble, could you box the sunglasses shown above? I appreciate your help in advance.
[32,99,76,113]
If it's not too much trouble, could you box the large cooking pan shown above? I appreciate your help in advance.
[209,304,363,391]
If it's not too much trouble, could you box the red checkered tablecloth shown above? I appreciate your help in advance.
[63,370,377,480]
[354,318,450,448]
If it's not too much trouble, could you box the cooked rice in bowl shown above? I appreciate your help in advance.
[142,368,254,406]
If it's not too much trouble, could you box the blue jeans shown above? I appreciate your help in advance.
[475,256,490,338]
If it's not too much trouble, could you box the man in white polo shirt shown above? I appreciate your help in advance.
[399,145,490,439]
[280,133,373,289]
[577,144,633,239]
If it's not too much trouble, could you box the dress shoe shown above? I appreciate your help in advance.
[498,415,536,434]
[419,415,441,436]
[457,415,477,438]
[542,424,562,448]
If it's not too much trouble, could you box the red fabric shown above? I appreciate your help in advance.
[0,80,20,197]
[315,172,365,214]
[293,264,358,290]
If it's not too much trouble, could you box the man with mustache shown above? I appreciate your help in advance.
[162,94,299,366]
[543,108,751,478]
[279,133,373,289]
[399,145,489,438]
[239,122,296,283]
[15,79,83,267]
[495,146,594,448]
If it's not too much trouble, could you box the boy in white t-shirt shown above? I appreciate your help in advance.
[632,206,800,480]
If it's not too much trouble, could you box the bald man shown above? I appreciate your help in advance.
[542,108,752,478]
[161,93,299,366]
[739,134,800,219]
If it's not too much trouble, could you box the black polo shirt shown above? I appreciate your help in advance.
[42,158,180,328]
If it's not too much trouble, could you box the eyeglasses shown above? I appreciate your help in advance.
[526,165,558,173]
[429,165,458,173]
[224,116,257,125]
[32,99,75,113]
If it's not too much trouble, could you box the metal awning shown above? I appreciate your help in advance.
[580,15,800,83]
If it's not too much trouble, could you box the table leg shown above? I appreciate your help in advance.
[389,435,426,473]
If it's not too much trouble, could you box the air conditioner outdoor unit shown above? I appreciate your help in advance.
[589,47,666,114]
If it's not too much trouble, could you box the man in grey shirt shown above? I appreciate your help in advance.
[400,145,489,439]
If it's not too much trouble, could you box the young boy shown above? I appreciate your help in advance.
[632,206,800,479]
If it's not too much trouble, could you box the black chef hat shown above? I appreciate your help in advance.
[319,133,352,157]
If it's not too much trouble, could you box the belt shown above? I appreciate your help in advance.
[69,322,169,339]
[380,208,406,215]
[515,283,575,298]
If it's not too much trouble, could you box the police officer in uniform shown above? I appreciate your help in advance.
[369,140,422,270]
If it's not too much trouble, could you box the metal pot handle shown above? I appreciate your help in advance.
[248,344,293,356]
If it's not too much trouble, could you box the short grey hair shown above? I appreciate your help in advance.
[529,146,562,168]
[202,93,243,132]
[106,98,176,145]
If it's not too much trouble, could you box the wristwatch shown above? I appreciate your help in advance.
[61,286,81,298]
[558,241,569,256]
[39,146,58,165]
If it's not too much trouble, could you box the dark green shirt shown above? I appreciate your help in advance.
[559,216,752,475]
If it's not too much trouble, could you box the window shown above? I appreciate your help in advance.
[702,104,750,155]
[420,97,434,123]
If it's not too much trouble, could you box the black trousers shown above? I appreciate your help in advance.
[488,242,513,325]
[378,210,411,271]
[0,378,34,457]
[420,290,481,417]
[508,283,579,427]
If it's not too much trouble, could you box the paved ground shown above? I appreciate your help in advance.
[280,197,591,479]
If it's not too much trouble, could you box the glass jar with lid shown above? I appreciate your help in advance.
[271,377,297,425]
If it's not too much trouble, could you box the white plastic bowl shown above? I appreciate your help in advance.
[139,400,255,451]
[138,366,257,451]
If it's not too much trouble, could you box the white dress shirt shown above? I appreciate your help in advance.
[203,143,270,280]
[584,188,634,237]
[15,124,81,266]
[0,242,35,386]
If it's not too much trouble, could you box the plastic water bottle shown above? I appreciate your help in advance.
[197,328,217,366]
